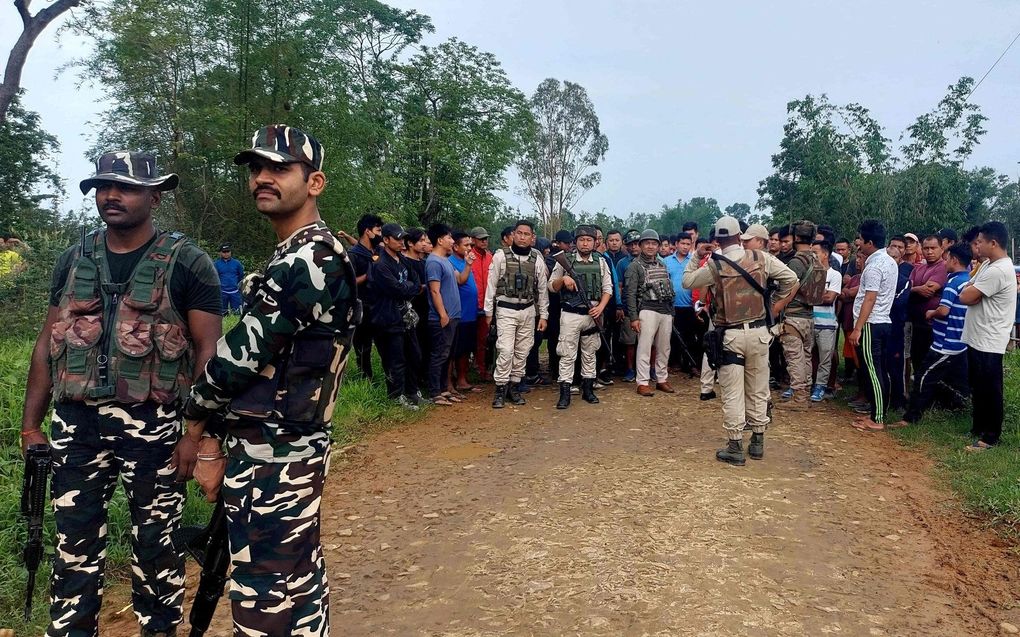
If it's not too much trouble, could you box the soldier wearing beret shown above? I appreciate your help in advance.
[183,125,359,635]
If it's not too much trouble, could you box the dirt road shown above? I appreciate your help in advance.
[113,375,1020,636]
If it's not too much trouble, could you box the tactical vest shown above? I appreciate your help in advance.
[709,249,769,327]
[227,225,362,434]
[495,248,538,301]
[49,230,193,405]
[638,257,674,306]
[790,251,827,306]
[561,251,603,311]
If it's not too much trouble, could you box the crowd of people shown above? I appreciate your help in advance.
[343,213,1020,454]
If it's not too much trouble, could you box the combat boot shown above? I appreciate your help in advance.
[581,379,599,404]
[507,383,526,405]
[556,382,571,409]
[716,439,746,466]
[492,385,506,409]
[748,432,765,460]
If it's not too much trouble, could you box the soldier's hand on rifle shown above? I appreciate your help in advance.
[562,276,577,291]
[631,319,641,334]
[589,304,604,320]
[173,428,201,481]
[19,428,47,455]
[194,438,227,503]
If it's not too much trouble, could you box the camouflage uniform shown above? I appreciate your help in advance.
[184,220,357,637]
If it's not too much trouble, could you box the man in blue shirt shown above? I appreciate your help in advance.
[449,230,479,392]
[425,223,462,405]
[214,243,244,315]
[665,232,700,375]
[892,243,971,428]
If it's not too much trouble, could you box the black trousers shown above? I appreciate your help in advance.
[353,320,375,379]
[910,320,934,373]
[856,322,891,423]
[886,320,906,410]
[969,348,1005,445]
[428,319,458,398]
[903,349,968,423]
[376,328,421,400]
[672,307,705,374]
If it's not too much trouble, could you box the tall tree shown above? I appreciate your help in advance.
[516,78,608,236]
[0,96,62,233]
[0,0,82,123]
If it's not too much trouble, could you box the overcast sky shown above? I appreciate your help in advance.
[3,0,1019,220]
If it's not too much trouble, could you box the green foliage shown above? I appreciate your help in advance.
[516,78,609,236]
[625,197,755,236]
[0,96,64,236]
[757,78,1016,240]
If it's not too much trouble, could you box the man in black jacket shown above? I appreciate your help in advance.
[368,223,424,408]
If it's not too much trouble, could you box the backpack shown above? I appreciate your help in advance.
[792,251,827,306]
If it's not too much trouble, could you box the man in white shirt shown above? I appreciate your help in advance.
[849,220,899,431]
[810,240,842,402]
[959,221,1017,451]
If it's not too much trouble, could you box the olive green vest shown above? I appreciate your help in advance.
[49,230,193,405]
[561,251,603,311]
[495,247,538,301]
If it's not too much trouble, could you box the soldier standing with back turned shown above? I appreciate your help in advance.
[549,224,612,409]
[683,216,798,466]
[183,126,359,636]
[20,152,223,636]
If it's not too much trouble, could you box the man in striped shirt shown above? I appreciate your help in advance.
[892,243,972,428]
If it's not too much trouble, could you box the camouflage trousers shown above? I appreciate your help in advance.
[48,401,185,637]
[223,448,331,636]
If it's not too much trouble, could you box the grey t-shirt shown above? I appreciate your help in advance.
[426,253,462,322]
[962,257,1017,354]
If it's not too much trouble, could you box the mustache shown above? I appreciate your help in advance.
[253,186,280,199]
[101,203,126,213]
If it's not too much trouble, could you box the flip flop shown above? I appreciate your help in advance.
[431,396,453,406]
[455,385,482,393]
[442,392,463,403]
[964,440,993,453]
[851,420,885,432]
[885,421,909,430]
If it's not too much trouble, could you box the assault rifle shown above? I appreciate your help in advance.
[171,498,229,636]
[21,444,51,620]
[552,252,613,357]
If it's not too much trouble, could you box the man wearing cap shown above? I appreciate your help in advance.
[683,216,798,465]
[938,228,958,256]
[483,219,549,408]
[20,151,223,636]
[741,223,769,251]
[616,229,642,380]
[626,229,676,396]
[215,243,245,315]
[469,226,493,379]
[779,220,825,406]
[369,223,424,408]
[183,125,359,635]
[549,225,613,408]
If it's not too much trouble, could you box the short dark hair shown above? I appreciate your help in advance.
[812,239,832,253]
[858,219,886,248]
[777,225,792,239]
[818,225,836,246]
[500,226,514,240]
[835,238,851,247]
[405,227,426,246]
[513,219,534,233]
[979,221,1009,249]
[676,232,691,242]
[451,230,469,243]
[922,234,940,244]
[890,234,907,246]
[592,224,603,234]
[682,221,698,232]
[769,227,781,237]
[357,214,384,236]
[427,223,452,246]
[947,242,972,266]
[607,229,622,239]
[738,220,749,234]
[695,237,709,246]
[962,225,980,244]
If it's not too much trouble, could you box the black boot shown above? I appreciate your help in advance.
[716,439,746,466]
[556,382,571,409]
[581,378,599,404]
[492,385,506,409]
[507,383,526,405]
[748,432,764,460]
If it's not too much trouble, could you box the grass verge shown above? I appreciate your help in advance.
[0,321,425,633]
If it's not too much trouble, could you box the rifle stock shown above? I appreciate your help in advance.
[552,252,613,356]
[172,498,229,636]
[21,444,51,621]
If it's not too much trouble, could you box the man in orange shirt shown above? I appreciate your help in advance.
[470,226,494,379]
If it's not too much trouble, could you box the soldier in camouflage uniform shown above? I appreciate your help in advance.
[19,152,223,637]
[182,125,359,637]
[683,216,798,466]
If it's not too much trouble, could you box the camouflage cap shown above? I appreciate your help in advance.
[624,229,641,244]
[234,124,324,171]
[573,225,597,240]
[792,220,817,242]
[79,151,179,195]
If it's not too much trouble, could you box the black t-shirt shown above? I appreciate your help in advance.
[49,232,222,315]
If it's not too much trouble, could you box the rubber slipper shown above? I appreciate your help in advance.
[851,420,885,432]
[886,421,909,430]
[442,392,463,403]
[431,396,453,406]
[964,440,993,452]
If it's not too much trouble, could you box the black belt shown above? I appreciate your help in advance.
[720,318,768,330]
[561,305,590,315]
[497,300,534,311]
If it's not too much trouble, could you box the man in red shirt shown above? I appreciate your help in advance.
[470,226,494,379]
[908,235,947,382]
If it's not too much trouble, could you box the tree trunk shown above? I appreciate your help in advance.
[0,0,83,124]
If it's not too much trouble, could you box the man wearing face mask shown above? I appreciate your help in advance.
[348,213,383,378]
[483,220,549,408]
